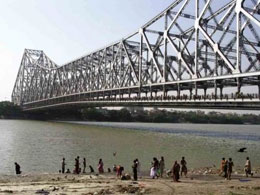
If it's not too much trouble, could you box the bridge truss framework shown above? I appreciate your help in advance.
[12,0,260,110]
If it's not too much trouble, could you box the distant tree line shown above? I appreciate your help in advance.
[81,107,260,124]
[1,101,260,124]
[0,101,23,119]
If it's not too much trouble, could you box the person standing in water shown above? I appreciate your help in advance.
[135,159,141,178]
[245,157,252,177]
[62,158,66,174]
[227,158,234,180]
[98,159,104,173]
[74,157,80,174]
[219,158,226,176]
[159,156,165,178]
[14,162,21,175]
[172,161,180,182]
[83,158,86,173]
[132,159,138,181]
[180,157,187,177]
[223,160,228,179]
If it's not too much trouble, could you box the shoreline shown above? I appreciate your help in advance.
[0,171,259,194]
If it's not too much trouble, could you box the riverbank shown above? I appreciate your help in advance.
[0,171,259,195]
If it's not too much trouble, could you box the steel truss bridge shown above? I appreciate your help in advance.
[12,0,260,111]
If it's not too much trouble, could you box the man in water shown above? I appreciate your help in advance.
[14,162,21,175]
[62,158,66,174]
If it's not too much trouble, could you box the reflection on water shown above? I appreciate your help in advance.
[0,120,259,175]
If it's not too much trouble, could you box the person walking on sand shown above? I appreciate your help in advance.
[61,158,66,174]
[159,156,165,178]
[245,157,253,177]
[172,161,180,182]
[98,159,104,173]
[132,159,138,181]
[180,157,187,177]
[227,158,234,180]
[83,158,86,173]
[135,159,141,178]
[14,162,21,175]
[219,158,226,176]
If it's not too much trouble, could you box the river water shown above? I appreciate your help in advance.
[0,120,260,175]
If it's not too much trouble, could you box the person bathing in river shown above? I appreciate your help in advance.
[180,156,187,177]
[89,165,95,173]
[74,157,80,174]
[83,158,86,173]
[116,165,124,178]
[61,158,66,174]
[132,159,138,181]
[98,159,104,173]
[14,162,21,175]
[223,160,228,179]
[172,161,180,182]
[159,156,165,178]
[135,159,141,178]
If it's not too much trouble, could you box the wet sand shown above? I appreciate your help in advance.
[0,169,259,195]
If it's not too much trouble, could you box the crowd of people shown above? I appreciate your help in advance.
[14,156,254,182]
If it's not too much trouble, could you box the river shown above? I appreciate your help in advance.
[0,120,260,175]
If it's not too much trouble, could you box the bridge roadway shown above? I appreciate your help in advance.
[23,93,260,111]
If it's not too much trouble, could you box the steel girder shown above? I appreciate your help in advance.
[11,0,260,109]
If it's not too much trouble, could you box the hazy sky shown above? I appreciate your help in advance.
[0,0,174,101]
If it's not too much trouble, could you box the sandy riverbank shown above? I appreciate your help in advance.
[0,169,259,195]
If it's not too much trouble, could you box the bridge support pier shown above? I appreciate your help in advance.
[237,78,241,95]
[204,88,207,100]
[214,80,217,100]
[177,84,180,99]
[189,89,192,100]
[220,87,223,100]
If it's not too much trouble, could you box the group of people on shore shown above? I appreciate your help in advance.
[219,157,253,180]
[148,156,187,182]
[14,156,254,182]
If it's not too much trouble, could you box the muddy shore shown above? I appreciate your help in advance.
[0,168,259,195]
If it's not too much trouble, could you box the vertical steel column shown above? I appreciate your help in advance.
[163,11,168,99]
[258,76,260,99]
[194,0,199,78]
[236,0,242,73]
[177,83,180,99]
[139,32,143,99]
[214,80,217,100]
